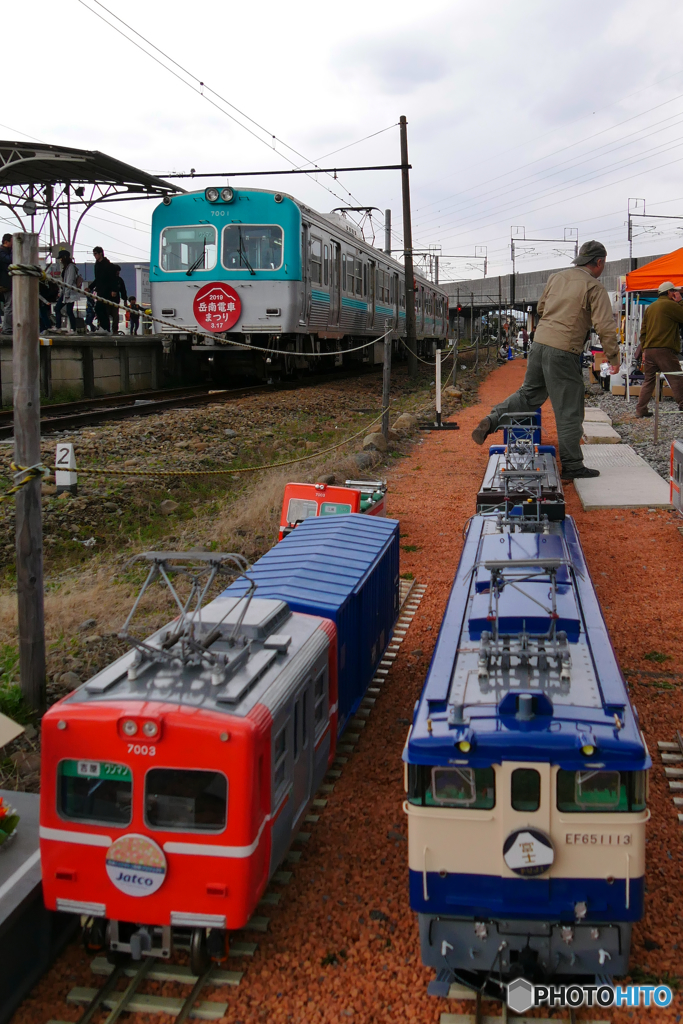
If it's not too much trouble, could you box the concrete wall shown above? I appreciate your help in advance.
[443,253,666,308]
[0,339,162,405]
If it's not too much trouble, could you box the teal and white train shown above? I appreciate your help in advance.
[149,187,448,377]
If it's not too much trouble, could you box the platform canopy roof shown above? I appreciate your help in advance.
[625,248,683,292]
[0,140,184,253]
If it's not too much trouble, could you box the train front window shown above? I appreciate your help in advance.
[408,765,495,809]
[557,769,644,812]
[511,768,540,812]
[222,225,283,271]
[58,759,132,826]
[286,497,318,524]
[145,769,227,831]
[160,226,217,272]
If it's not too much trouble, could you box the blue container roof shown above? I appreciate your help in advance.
[222,514,399,613]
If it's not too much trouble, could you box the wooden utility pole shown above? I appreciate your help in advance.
[13,233,46,712]
[381,333,391,438]
[400,116,418,379]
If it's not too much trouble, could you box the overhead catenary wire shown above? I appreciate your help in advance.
[75,0,378,222]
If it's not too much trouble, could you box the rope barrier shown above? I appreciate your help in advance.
[30,271,419,359]
[0,462,49,503]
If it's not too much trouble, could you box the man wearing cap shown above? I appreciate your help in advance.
[472,240,621,480]
[634,281,683,418]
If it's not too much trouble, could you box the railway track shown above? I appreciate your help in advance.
[49,957,227,1023]
[0,367,382,439]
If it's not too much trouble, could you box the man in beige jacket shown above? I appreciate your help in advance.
[472,240,621,480]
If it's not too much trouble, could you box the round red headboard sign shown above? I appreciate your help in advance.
[193,282,241,333]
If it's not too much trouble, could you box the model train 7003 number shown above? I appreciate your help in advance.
[128,744,156,756]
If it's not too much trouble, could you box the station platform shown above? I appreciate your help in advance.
[573,445,672,510]
[0,789,76,1024]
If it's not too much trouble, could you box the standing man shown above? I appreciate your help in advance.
[110,265,127,334]
[472,241,621,480]
[0,234,12,334]
[520,326,529,358]
[55,249,79,332]
[90,246,117,333]
[634,281,683,418]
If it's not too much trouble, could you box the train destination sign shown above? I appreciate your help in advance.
[503,828,555,876]
[193,282,241,332]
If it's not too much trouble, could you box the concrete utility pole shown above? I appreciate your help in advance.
[384,210,392,255]
[12,233,46,712]
[399,116,418,379]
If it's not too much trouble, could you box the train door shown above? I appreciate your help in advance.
[392,273,399,328]
[291,682,312,825]
[330,242,341,326]
[498,761,552,895]
[368,260,376,328]
[301,224,310,323]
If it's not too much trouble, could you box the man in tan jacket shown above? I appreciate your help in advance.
[472,240,621,480]
[634,281,683,418]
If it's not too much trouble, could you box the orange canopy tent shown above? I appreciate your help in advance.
[625,248,683,291]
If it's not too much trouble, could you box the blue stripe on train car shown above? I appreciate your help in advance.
[221,514,400,732]
[408,870,644,922]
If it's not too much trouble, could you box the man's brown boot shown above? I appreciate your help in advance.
[472,415,495,445]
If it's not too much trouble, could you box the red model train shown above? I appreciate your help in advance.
[40,516,398,970]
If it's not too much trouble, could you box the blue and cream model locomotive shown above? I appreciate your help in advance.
[404,421,649,996]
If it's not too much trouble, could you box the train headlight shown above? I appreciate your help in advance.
[457,740,471,753]
[122,719,138,736]
[205,187,220,203]
[142,720,159,738]
[581,744,595,756]
[220,187,234,202]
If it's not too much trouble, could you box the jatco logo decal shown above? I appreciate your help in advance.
[193,282,241,332]
[503,828,554,876]
[106,834,167,897]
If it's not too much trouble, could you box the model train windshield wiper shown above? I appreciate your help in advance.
[186,239,206,277]
[238,228,256,276]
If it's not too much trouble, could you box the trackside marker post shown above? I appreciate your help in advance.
[420,348,459,432]
[12,232,46,712]
[55,443,78,494]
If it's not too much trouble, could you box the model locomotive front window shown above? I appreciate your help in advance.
[222,225,283,271]
[557,769,647,812]
[511,768,541,811]
[145,769,227,831]
[408,765,495,809]
[160,226,217,273]
[58,759,132,826]
[286,497,318,524]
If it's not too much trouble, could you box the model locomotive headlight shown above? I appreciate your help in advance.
[122,719,138,736]
[457,740,471,753]
[205,187,220,203]
[142,720,158,738]
[581,744,595,756]
[220,186,234,202]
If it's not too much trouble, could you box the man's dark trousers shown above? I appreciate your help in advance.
[635,348,683,414]
[95,300,111,332]
[488,342,585,473]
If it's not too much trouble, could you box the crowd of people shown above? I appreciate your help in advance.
[0,238,143,336]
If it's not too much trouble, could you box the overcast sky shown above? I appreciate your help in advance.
[6,0,683,281]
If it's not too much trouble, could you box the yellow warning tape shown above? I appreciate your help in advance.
[0,462,49,502]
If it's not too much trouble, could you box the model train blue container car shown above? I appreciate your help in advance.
[223,514,400,732]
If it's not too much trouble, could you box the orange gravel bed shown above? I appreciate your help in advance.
[14,359,683,1023]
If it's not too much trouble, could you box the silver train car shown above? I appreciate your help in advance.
[149,187,449,379]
